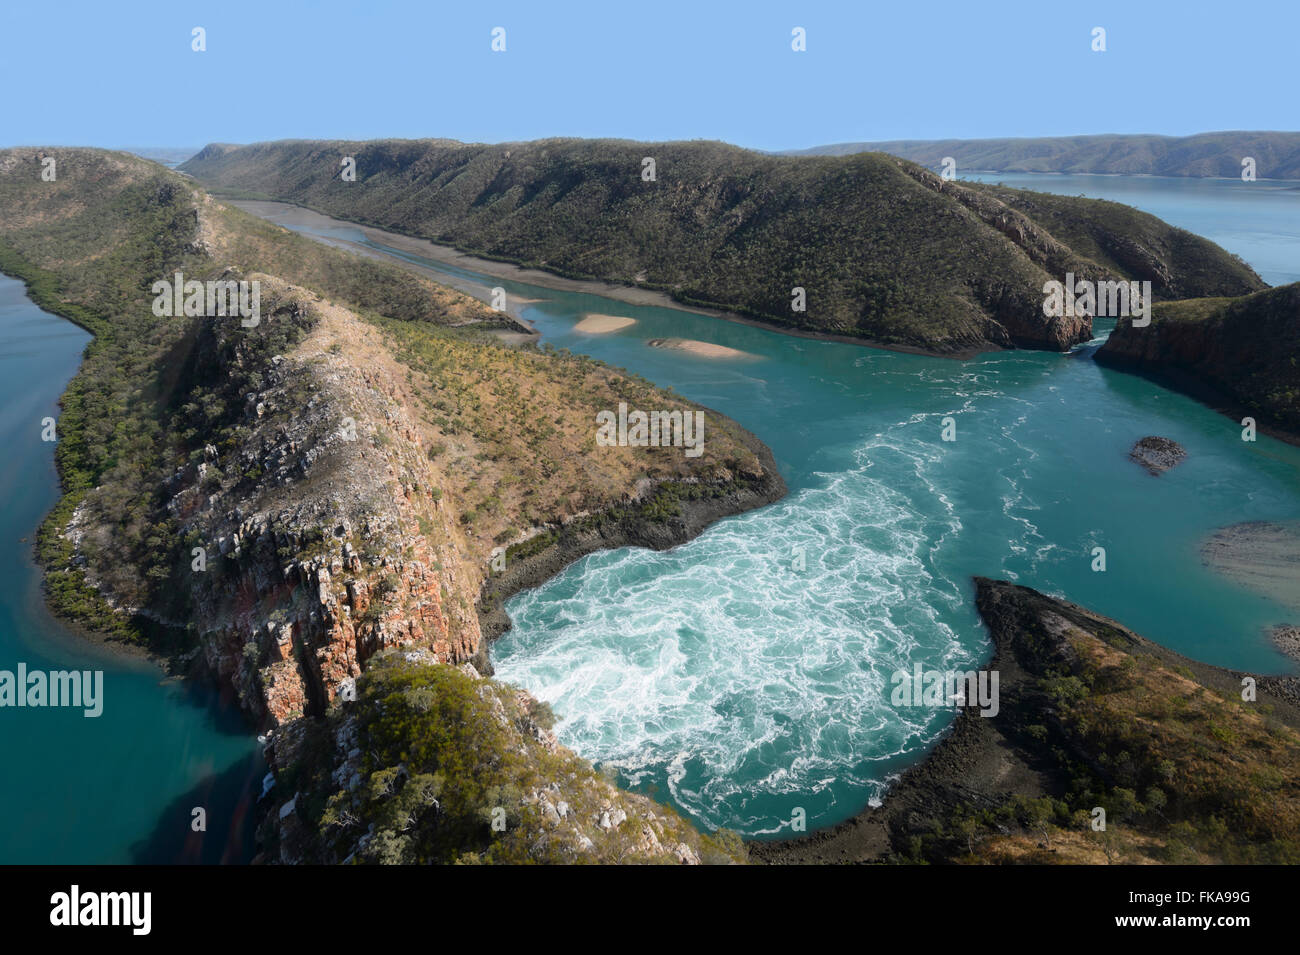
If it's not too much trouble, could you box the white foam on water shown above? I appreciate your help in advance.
[493,437,977,835]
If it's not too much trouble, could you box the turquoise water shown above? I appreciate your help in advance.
[7,176,1293,861]
[260,179,1300,839]
[0,275,263,863]
[495,310,1300,836]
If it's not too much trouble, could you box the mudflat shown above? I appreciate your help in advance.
[1202,521,1300,617]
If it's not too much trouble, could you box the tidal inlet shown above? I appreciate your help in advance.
[3,5,1300,911]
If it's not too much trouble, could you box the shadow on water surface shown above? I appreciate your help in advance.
[131,750,265,864]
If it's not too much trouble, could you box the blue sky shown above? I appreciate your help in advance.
[2,0,1295,152]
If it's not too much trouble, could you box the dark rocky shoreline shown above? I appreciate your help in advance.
[751,577,1300,864]
[1096,350,1300,450]
[1096,284,1300,450]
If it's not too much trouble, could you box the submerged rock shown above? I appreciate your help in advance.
[1129,435,1187,475]
[1272,625,1300,664]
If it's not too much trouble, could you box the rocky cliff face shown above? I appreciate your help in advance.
[896,163,1095,351]
[3,148,781,862]
[174,279,485,727]
[149,264,782,862]
[1096,283,1300,440]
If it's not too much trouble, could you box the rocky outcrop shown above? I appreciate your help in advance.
[1272,626,1300,664]
[1128,435,1187,475]
[1096,283,1300,443]
[176,280,483,727]
[478,435,786,645]
[753,578,1300,864]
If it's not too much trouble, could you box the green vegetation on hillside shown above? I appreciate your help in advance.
[271,653,747,864]
[181,138,1263,354]
[0,162,216,638]
[0,150,532,642]
[900,581,1300,865]
[369,313,765,552]
[0,146,774,648]
[204,200,515,329]
[971,184,1263,299]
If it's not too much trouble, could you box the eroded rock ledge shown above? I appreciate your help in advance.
[476,425,785,651]
[179,281,484,726]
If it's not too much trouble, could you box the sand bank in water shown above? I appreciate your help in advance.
[574,313,636,333]
[646,337,759,360]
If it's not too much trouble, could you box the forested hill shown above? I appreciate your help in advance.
[182,138,1264,356]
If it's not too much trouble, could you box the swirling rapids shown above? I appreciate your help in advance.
[493,437,979,836]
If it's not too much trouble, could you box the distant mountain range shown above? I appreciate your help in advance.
[120,146,202,166]
[785,132,1300,180]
